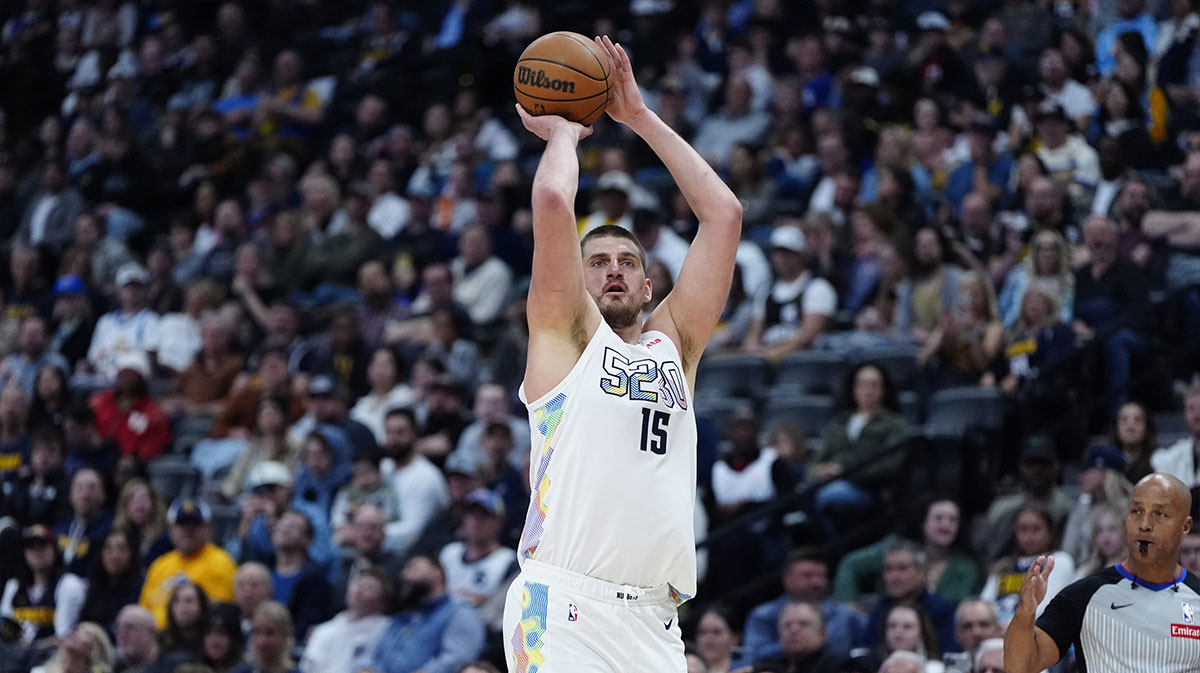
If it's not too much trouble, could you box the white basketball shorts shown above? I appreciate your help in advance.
[503,559,685,673]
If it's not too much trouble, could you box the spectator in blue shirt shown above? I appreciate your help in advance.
[364,554,484,673]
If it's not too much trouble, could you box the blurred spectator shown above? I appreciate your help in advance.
[111,479,167,563]
[0,317,69,396]
[451,383,529,469]
[293,431,350,516]
[140,498,236,628]
[348,345,417,446]
[54,467,112,577]
[6,425,71,526]
[233,563,274,637]
[355,264,410,355]
[1072,505,1127,579]
[742,225,837,360]
[161,581,209,655]
[578,171,635,235]
[330,451,401,543]
[450,225,513,327]
[860,542,957,655]
[916,271,1004,388]
[1060,445,1132,564]
[693,605,750,673]
[291,375,377,460]
[330,504,404,614]
[88,355,170,462]
[79,527,143,637]
[1150,382,1200,489]
[420,312,479,392]
[80,263,159,388]
[472,421,528,547]
[63,403,118,483]
[363,555,484,673]
[0,384,31,481]
[156,280,223,377]
[951,599,1002,659]
[33,622,115,673]
[1181,530,1200,575]
[979,504,1075,625]
[1,524,87,644]
[266,509,331,642]
[231,461,335,575]
[301,567,392,673]
[1094,0,1158,76]
[438,489,515,609]
[113,605,170,673]
[1072,216,1150,412]
[877,601,941,673]
[985,281,1075,399]
[894,227,965,345]
[835,498,982,607]
[744,550,866,662]
[219,396,300,502]
[812,364,910,531]
[232,601,299,673]
[49,275,96,371]
[693,74,771,169]
[1110,401,1156,483]
[17,160,86,256]
[200,603,245,673]
[750,600,845,673]
[944,115,1013,212]
[29,363,74,430]
[996,231,1074,330]
[207,347,303,441]
[975,436,1073,561]
[6,246,50,322]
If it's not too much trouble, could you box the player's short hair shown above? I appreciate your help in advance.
[580,224,648,271]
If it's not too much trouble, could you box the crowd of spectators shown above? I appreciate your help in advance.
[1,1,1200,673]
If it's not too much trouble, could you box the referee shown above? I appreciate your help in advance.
[1004,473,1200,672]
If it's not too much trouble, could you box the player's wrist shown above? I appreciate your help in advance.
[624,106,657,134]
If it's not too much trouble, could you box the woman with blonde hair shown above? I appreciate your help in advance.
[112,478,168,560]
[917,270,1004,386]
[1073,505,1127,580]
[32,622,115,673]
[997,229,1074,328]
[232,602,298,673]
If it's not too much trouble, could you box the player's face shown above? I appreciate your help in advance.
[582,236,651,330]
[1126,479,1192,565]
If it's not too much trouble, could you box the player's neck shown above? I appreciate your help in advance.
[1122,559,1184,585]
[610,321,644,345]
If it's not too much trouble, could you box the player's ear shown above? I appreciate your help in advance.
[1184,516,1193,536]
[643,277,653,303]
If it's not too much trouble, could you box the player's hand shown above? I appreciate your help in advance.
[515,104,592,142]
[1016,554,1054,618]
[596,35,648,126]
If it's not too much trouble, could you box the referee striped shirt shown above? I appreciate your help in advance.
[1036,564,1200,672]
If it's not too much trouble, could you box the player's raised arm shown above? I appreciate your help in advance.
[517,107,601,396]
[596,36,742,374]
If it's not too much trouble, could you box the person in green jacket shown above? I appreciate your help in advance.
[833,496,984,606]
[810,362,910,532]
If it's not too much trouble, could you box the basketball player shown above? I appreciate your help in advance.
[503,36,742,673]
[1005,473,1200,673]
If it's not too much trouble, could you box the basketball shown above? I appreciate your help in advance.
[514,31,612,126]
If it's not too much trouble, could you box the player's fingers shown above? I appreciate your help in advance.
[1043,554,1055,576]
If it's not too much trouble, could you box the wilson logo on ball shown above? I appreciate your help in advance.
[516,66,577,94]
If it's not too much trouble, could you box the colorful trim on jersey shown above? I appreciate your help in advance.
[668,583,693,606]
[511,581,549,673]
[520,393,565,559]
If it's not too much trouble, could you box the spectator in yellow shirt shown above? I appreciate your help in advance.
[139,498,236,628]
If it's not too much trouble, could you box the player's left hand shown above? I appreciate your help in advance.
[596,35,648,126]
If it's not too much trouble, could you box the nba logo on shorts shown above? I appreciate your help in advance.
[1183,602,1195,625]
[567,603,578,622]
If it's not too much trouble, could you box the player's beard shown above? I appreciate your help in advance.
[600,298,642,330]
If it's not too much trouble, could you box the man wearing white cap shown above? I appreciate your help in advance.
[578,170,636,235]
[741,225,837,361]
[80,262,159,387]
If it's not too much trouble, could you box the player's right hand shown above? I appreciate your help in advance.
[1017,554,1055,617]
[515,104,592,142]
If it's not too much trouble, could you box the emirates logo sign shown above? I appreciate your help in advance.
[1171,623,1200,639]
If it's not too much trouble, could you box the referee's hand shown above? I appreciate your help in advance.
[1017,554,1055,617]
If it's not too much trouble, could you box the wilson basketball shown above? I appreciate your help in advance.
[514,31,612,126]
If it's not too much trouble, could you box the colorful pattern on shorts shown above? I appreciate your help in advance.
[668,583,693,606]
[511,581,550,673]
[520,393,565,559]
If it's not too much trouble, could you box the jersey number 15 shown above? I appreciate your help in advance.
[640,408,670,455]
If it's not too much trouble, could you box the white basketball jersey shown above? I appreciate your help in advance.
[518,320,698,602]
